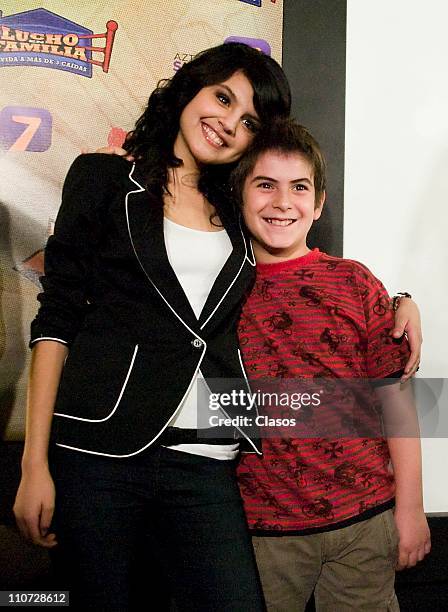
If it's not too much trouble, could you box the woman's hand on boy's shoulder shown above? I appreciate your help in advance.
[390,296,422,382]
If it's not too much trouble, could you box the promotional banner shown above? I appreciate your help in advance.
[0,0,283,439]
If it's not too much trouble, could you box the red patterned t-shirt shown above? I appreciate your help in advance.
[237,249,410,534]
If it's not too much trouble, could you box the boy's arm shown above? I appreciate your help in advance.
[358,264,429,568]
[376,381,431,570]
[390,296,422,382]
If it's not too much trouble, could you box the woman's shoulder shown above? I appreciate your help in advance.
[60,154,138,219]
[67,153,133,181]
[62,153,136,200]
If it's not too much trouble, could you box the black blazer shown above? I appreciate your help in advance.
[31,154,261,457]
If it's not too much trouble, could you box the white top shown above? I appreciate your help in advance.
[163,217,239,460]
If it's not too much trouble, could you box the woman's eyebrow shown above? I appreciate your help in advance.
[218,83,236,100]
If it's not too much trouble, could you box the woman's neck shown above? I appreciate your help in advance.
[164,168,222,232]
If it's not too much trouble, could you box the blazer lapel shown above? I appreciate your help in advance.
[198,216,252,329]
[125,164,198,331]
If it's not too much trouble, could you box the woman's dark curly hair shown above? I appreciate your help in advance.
[124,43,291,224]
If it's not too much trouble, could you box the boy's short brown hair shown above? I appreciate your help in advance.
[231,118,326,208]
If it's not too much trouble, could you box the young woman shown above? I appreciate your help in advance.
[13,43,290,612]
[13,43,421,611]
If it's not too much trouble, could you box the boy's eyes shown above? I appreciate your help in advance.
[255,182,309,191]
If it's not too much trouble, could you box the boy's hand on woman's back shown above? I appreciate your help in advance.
[95,145,134,160]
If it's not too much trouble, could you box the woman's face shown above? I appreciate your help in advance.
[175,71,260,168]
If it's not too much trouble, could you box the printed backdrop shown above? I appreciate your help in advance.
[0,0,284,439]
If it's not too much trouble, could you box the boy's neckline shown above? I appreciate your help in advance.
[255,248,321,273]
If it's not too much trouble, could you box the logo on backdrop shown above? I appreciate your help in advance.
[173,51,195,72]
[238,0,278,6]
[224,36,271,56]
[171,37,272,74]
[0,105,52,152]
[238,0,262,6]
[238,0,278,5]
[0,8,118,77]
[108,126,127,148]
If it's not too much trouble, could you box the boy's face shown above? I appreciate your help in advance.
[242,150,324,263]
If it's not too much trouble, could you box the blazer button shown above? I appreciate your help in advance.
[191,338,203,349]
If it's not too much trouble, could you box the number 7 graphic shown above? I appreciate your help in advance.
[0,106,52,152]
[9,115,42,151]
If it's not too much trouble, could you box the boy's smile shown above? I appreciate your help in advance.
[264,218,296,226]
[242,151,325,264]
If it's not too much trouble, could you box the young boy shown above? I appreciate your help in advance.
[232,119,431,611]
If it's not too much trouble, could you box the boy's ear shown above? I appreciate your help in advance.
[313,191,326,221]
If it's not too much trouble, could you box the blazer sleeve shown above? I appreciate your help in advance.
[30,154,126,348]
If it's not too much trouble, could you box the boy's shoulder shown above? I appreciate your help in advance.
[258,251,386,297]
[303,253,388,304]
[310,252,383,287]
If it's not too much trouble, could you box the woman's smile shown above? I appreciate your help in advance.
[175,71,259,167]
[201,122,226,148]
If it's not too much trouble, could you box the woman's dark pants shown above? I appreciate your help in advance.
[49,444,265,612]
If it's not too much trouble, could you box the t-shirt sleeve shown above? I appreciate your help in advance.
[353,262,410,379]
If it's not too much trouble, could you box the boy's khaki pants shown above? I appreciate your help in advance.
[252,509,400,612]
